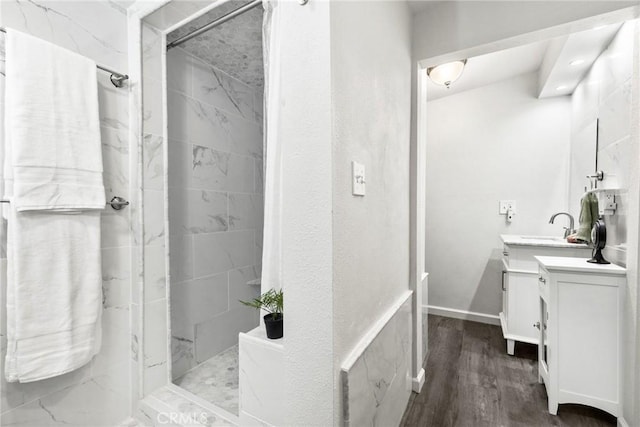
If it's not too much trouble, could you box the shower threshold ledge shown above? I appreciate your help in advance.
[136,384,239,427]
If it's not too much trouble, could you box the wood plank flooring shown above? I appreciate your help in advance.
[400,315,617,427]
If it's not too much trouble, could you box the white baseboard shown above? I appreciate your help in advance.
[617,416,630,427]
[412,368,425,393]
[425,305,500,326]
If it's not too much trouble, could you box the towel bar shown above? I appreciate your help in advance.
[0,196,129,210]
[0,27,129,88]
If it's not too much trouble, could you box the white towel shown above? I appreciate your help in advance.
[4,29,105,211]
[3,29,104,382]
[4,207,103,382]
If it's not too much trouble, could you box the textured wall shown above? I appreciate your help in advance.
[166,46,263,379]
[425,73,571,317]
[0,1,132,425]
[330,0,412,424]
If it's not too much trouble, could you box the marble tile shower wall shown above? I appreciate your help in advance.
[570,21,634,266]
[166,47,263,379]
[0,1,132,425]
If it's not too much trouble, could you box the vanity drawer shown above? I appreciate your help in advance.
[508,246,591,271]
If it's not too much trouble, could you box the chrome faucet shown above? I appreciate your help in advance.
[549,212,575,239]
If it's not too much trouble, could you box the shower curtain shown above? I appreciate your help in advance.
[261,0,282,292]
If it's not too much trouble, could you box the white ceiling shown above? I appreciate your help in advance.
[426,40,549,101]
[426,21,624,102]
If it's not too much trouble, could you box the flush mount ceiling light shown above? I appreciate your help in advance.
[570,59,585,66]
[427,59,467,89]
[556,85,568,91]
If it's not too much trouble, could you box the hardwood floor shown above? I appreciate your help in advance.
[400,315,617,427]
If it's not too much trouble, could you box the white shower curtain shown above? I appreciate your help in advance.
[260,0,283,292]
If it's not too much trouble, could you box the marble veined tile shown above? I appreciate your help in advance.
[143,299,169,393]
[228,266,261,310]
[168,140,192,190]
[170,273,229,334]
[192,59,255,121]
[172,336,195,380]
[174,345,240,415]
[150,386,236,426]
[167,48,193,96]
[195,307,258,365]
[192,145,254,193]
[228,193,263,231]
[598,80,632,150]
[0,378,128,426]
[169,188,228,235]
[192,230,255,278]
[170,91,262,159]
[144,245,167,303]
[1,0,128,71]
[143,77,163,137]
[342,298,412,427]
[599,135,632,190]
[189,190,228,234]
[102,126,130,196]
[98,80,130,131]
[143,134,164,191]
[143,190,165,246]
[169,234,194,284]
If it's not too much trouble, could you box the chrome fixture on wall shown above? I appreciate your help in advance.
[0,196,129,210]
[0,27,129,88]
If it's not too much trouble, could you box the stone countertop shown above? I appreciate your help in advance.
[501,234,590,249]
[535,256,626,276]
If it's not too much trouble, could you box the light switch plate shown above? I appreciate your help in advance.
[352,161,366,196]
[499,200,516,214]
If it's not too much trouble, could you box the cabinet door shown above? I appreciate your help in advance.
[507,272,539,341]
[501,270,508,319]
[540,297,548,369]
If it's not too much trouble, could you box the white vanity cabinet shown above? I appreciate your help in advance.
[500,235,590,355]
[535,256,625,417]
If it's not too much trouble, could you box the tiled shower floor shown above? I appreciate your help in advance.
[173,345,239,415]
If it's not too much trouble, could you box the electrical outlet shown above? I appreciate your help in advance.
[499,200,516,214]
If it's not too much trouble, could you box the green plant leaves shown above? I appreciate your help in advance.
[239,288,283,315]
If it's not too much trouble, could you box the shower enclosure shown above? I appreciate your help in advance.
[165,1,265,416]
[138,0,266,420]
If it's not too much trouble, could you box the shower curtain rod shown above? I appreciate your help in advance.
[166,0,262,50]
[0,27,129,88]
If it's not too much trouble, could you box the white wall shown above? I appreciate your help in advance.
[0,1,132,425]
[330,0,412,424]
[275,1,334,424]
[569,20,639,425]
[271,0,412,424]
[426,72,571,317]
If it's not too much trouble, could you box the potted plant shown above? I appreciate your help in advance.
[240,288,283,339]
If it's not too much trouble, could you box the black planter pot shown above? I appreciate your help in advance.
[263,313,283,339]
